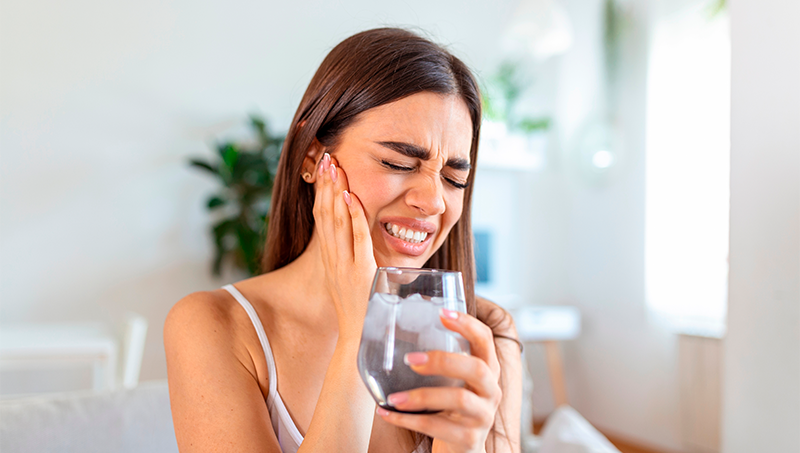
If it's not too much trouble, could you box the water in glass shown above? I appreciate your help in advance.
[357,268,470,414]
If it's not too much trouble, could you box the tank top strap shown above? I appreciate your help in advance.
[222,284,304,450]
[223,284,278,394]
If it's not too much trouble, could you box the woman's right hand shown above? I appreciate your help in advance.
[312,152,377,341]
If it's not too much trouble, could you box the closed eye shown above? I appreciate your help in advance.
[444,178,469,190]
[381,160,469,190]
[381,160,414,172]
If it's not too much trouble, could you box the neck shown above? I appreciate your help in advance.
[275,232,337,318]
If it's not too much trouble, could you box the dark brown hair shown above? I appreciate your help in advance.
[262,28,482,319]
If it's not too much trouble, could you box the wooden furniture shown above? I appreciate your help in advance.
[513,305,581,407]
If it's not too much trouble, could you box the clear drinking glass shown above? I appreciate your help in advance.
[357,267,471,414]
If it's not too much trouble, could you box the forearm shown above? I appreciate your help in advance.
[297,337,375,453]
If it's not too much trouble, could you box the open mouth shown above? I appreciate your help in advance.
[383,222,429,244]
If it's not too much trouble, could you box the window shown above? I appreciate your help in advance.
[645,1,730,337]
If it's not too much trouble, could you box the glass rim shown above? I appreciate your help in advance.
[377,266,462,276]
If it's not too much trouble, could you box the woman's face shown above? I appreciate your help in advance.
[329,92,473,268]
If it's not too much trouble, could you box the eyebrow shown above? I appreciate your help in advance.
[376,141,472,171]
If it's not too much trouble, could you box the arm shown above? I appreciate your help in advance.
[297,153,378,452]
[477,298,523,453]
[164,293,283,453]
[295,337,375,452]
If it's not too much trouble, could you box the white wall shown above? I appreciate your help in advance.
[723,0,800,451]
[0,0,519,382]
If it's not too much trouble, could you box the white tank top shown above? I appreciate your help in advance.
[224,284,428,453]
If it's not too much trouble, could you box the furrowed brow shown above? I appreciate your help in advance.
[377,141,471,170]
[377,141,430,160]
[446,157,471,171]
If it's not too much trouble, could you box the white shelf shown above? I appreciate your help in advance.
[511,305,582,342]
[477,120,547,172]
[477,151,544,172]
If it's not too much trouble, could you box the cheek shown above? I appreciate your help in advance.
[343,169,398,223]
[444,194,465,229]
[431,194,465,250]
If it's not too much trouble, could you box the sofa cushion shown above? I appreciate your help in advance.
[0,380,177,453]
[538,406,620,453]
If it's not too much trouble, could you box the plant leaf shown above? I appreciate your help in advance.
[235,224,259,276]
[212,218,238,241]
[516,117,551,133]
[189,159,218,175]
[207,196,227,209]
[222,144,240,170]
[212,249,224,276]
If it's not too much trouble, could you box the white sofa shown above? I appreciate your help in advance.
[0,379,618,453]
[0,380,177,453]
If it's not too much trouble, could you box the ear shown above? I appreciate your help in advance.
[301,137,325,183]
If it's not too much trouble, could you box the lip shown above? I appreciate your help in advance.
[379,216,437,257]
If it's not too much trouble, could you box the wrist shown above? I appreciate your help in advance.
[337,321,364,343]
[335,330,362,350]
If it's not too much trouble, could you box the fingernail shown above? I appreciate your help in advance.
[318,158,325,176]
[440,308,459,320]
[323,152,331,169]
[404,352,428,366]
[343,190,351,205]
[330,164,337,182]
[376,406,390,416]
[388,393,407,405]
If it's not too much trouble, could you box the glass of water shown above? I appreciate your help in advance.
[357,267,470,414]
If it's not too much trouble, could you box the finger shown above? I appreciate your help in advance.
[315,153,338,266]
[376,408,483,449]
[440,309,501,377]
[330,160,355,264]
[404,351,499,400]
[344,191,374,267]
[312,154,330,262]
[312,152,330,223]
[386,387,492,426]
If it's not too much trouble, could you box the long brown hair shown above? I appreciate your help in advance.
[261,28,482,317]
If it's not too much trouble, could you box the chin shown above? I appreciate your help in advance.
[375,254,429,269]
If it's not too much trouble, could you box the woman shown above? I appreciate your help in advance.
[165,28,522,453]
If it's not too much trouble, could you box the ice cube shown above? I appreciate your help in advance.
[396,294,437,332]
[362,293,401,341]
[373,293,401,304]
[416,325,448,351]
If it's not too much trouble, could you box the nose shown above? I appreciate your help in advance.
[405,174,446,216]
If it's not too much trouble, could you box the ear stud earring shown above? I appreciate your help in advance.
[302,171,313,182]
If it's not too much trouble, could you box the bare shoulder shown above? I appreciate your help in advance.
[164,289,238,347]
[475,296,518,338]
[163,287,261,380]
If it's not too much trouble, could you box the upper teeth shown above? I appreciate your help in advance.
[385,223,428,244]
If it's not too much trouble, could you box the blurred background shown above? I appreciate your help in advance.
[1,0,797,452]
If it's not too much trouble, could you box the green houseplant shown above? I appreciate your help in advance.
[482,60,551,133]
[188,116,284,277]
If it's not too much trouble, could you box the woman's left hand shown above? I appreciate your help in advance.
[377,309,502,453]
